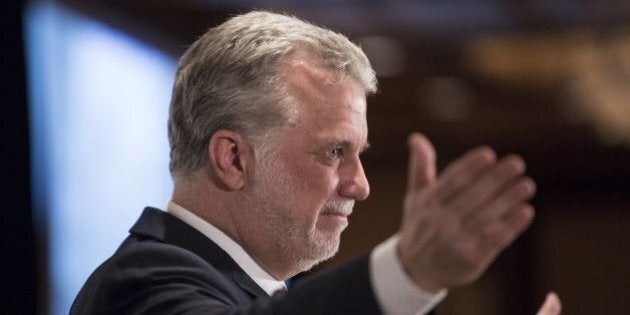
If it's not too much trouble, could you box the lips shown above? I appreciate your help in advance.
[321,211,349,218]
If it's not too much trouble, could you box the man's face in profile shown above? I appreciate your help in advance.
[245,58,370,272]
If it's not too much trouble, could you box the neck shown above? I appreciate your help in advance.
[171,178,243,247]
[172,178,300,281]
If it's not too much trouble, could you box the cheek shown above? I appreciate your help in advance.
[297,171,337,227]
[285,159,338,201]
[301,165,339,204]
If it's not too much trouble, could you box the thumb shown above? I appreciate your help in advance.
[406,132,436,192]
[536,292,561,315]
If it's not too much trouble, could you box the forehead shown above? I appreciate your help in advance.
[275,56,368,152]
[281,56,367,119]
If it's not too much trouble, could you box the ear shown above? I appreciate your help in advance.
[207,130,252,190]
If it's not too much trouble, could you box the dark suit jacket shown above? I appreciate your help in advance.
[70,207,383,314]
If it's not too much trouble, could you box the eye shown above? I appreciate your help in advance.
[327,147,343,159]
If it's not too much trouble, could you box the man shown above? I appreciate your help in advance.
[71,11,561,314]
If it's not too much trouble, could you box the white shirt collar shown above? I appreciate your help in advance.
[165,200,286,295]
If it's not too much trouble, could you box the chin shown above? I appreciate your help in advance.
[291,234,342,273]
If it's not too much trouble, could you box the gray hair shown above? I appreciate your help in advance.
[168,10,377,180]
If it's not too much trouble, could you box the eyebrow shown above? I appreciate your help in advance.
[330,140,371,154]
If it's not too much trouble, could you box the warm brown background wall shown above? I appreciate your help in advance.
[29,0,630,314]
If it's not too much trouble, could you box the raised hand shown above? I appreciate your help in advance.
[398,133,536,292]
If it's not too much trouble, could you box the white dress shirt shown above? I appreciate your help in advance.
[166,200,446,314]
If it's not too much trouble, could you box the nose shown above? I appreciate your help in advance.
[338,157,370,201]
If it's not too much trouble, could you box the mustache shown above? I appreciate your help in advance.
[320,200,355,216]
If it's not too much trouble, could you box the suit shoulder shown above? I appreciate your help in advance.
[71,237,243,314]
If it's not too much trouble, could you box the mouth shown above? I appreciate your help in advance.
[317,201,354,231]
[319,201,354,218]
[320,212,349,220]
[319,212,349,228]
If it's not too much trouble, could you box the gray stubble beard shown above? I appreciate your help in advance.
[251,152,355,276]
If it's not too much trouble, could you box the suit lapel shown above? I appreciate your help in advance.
[129,207,268,299]
[231,271,269,298]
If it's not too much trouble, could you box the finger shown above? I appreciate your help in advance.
[434,146,496,202]
[465,177,536,228]
[406,133,436,192]
[476,203,535,255]
[447,154,526,214]
[536,292,561,315]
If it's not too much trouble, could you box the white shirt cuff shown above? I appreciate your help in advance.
[369,235,447,315]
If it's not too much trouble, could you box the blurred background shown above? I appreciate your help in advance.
[4,0,629,314]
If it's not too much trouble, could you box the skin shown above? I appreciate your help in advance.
[173,54,561,314]
[401,133,561,313]
[237,58,370,278]
[537,292,562,315]
[173,55,369,280]
[399,133,537,292]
